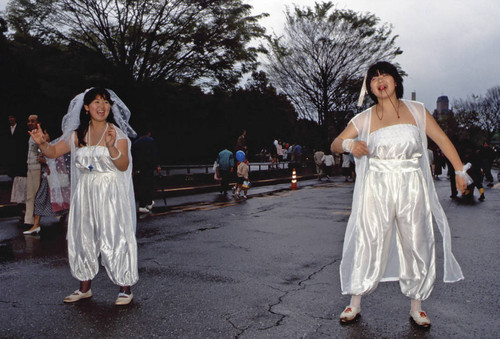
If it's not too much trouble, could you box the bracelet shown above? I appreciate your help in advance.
[110,149,122,161]
[40,142,50,151]
[342,139,355,153]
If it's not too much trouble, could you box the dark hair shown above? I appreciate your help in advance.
[366,61,404,103]
[76,88,115,146]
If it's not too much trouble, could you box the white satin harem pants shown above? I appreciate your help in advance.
[350,158,435,300]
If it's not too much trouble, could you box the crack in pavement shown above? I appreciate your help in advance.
[258,259,339,331]
[224,312,250,338]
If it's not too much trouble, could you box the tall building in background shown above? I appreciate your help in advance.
[433,95,453,120]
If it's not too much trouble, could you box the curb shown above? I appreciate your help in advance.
[0,174,318,219]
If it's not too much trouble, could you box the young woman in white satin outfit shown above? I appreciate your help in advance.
[331,62,469,327]
[29,88,138,305]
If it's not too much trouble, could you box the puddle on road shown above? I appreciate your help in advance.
[0,220,68,263]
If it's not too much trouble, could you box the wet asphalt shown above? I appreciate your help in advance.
[0,172,499,338]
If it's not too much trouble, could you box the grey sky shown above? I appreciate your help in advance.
[249,0,500,111]
[2,0,499,110]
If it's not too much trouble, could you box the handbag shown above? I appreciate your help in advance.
[242,180,251,189]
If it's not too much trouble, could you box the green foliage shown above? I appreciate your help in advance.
[6,0,268,88]
[0,31,299,163]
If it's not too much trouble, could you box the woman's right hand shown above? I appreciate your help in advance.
[351,141,369,158]
[28,123,46,145]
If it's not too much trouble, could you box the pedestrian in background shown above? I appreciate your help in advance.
[234,156,249,199]
[24,130,57,235]
[331,61,468,327]
[349,153,356,182]
[29,87,138,305]
[6,115,29,205]
[24,115,42,228]
[321,151,334,180]
[293,143,302,167]
[341,152,351,182]
[216,148,234,195]
[235,129,247,153]
[433,146,445,179]
[277,140,284,163]
[132,127,161,213]
[463,145,485,201]
[314,149,325,181]
[479,141,495,187]
[270,139,278,169]
[446,158,458,199]
[282,142,289,161]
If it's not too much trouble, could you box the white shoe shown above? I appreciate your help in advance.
[410,310,431,327]
[23,226,40,235]
[115,292,133,305]
[138,207,150,213]
[145,201,155,210]
[63,289,92,303]
[242,195,248,199]
[340,305,361,322]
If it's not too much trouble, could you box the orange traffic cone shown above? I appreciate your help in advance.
[291,168,298,190]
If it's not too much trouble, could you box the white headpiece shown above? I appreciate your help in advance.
[48,87,137,216]
[61,88,136,138]
[357,72,368,107]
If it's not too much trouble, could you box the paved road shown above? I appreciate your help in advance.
[0,173,499,338]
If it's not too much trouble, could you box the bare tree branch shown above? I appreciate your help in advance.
[266,2,402,135]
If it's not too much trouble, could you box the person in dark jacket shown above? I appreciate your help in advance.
[132,128,160,213]
[216,148,234,195]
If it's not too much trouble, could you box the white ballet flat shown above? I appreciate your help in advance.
[340,305,361,322]
[410,310,431,327]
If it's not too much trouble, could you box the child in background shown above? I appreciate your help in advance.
[234,157,250,199]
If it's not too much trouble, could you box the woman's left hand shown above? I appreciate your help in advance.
[105,124,116,148]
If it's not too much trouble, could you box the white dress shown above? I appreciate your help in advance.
[349,124,435,300]
[66,126,138,286]
[340,100,463,300]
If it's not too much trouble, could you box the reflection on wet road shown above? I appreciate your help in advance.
[0,182,350,263]
[0,219,67,263]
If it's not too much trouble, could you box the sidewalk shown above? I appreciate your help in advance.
[0,167,318,219]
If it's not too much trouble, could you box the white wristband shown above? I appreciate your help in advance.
[456,163,473,185]
[342,139,355,153]
[110,149,122,161]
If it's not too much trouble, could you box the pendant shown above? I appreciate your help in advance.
[88,165,94,172]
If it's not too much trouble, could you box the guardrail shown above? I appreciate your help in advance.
[159,161,291,176]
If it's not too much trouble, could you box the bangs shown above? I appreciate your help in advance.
[367,62,399,81]
[84,87,114,105]
[365,61,404,102]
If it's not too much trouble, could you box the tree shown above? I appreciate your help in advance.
[6,0,267,88]
[266,2,402,138]
[454,86,500,142]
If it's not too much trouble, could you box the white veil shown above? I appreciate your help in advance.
[47,88,137,216]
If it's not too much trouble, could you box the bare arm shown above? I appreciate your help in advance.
[108,139,130,172]
[105,124,129,172]
[425,110,467,193]
[331,122,369,158]
[29,123,70,158]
